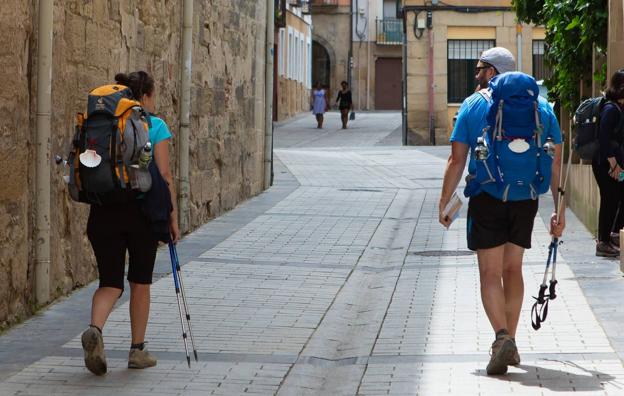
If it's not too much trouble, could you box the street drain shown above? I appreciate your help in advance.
[410,250,474,257]
[339,188,383,193]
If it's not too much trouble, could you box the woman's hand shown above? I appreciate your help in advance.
[169,214,180,244]
[609,164,623,181]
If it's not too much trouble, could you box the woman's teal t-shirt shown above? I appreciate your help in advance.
[149,115,172,146]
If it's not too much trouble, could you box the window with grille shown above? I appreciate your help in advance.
[532,40,551,81]
[447,39,495,103]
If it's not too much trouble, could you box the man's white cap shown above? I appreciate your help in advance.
[480,47,516,74]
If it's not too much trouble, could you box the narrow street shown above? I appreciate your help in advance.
[2,111,624,395]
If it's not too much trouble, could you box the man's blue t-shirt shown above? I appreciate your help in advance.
[450,93,562,177]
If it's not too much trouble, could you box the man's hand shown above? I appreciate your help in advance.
[550,210,565,238]
[439,199,452,228]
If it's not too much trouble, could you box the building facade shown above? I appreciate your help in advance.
[401,0,548,145]
[310,0,351,105]
[0,1,271,328]
[311,0,404,111]
[275,2,313,121]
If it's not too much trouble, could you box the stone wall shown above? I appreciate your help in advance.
[277,77,309,121]
[0,0,268,328]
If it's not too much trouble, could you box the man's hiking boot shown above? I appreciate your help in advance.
[128,347,157,369]
[81,326,107,376]
[596,241,619,257]
[486,335,516,375]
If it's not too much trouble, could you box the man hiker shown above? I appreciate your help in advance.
[438,47,566,375]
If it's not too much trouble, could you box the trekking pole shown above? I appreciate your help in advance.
[170,242,198,363]
[531,136,572,330]
[168,242,192,367]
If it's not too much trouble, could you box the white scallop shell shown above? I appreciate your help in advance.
[79,149,102,168]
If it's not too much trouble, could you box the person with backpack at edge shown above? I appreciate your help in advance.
[81,71,180,375]
[336,80,353,129]
[591,69,624,257]
[438,47,565,375]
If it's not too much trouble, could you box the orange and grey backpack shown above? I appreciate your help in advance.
[66,84,152,205]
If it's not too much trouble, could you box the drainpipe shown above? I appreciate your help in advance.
[516,24,522,72]
[35,0,54,305]
[264,0,275,189]
[427,13,435,145]
[178,0,193,234]
[366,0,371,110]
[401,5,408,145]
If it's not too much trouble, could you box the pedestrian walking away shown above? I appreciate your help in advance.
[591,69,624,257]
[336,80,353,129]
[79,71,180,376]
[438,47,565,376]
[311,81,329,129]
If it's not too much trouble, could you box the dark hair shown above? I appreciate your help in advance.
[114,71,155,100]
[341,80,348,86]
[605,69,624,102]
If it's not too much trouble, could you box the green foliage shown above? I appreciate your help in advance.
[512,0,608,112]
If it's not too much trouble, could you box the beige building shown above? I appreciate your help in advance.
[401,0,548,145]
[311,0,403,110]
[310,0,351,101]
[275,3,313,121]
[0,1,271,328]
[352,0,404,110]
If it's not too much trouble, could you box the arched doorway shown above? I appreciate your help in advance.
[312,41,331,91]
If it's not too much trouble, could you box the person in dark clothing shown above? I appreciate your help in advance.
[336,81,353,129]
[592,69,624,257]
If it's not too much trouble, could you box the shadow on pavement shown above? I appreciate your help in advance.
[473,359,623,392]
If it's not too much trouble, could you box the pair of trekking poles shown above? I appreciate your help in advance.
[531,139,572,330]
[168,242,198,367]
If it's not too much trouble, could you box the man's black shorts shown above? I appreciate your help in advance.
[87,201,158,290]
[467,192,539,251]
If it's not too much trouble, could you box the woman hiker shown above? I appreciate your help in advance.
[336,80,353,129]
[592,69,624,257]
[81,70,180,375]
[311,81,329,129]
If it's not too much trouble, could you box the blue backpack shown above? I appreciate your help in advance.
[467,72,553,201]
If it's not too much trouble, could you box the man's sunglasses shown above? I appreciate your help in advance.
[475,65,492,73]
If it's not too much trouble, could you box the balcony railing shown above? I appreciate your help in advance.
[376,18,404,45]
[310,0,339,6]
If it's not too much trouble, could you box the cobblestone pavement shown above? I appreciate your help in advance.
[2,111,624,395]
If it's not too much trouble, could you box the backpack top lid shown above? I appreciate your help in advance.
[87,84,135,117]
[486,72,540,139]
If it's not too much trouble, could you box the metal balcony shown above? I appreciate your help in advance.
[376,18,403,45]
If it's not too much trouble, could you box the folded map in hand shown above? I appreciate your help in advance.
[442,192,463,229]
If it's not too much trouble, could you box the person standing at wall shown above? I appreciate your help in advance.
[592,69,624,257]
[311,81,329,129]
[438,47,565,375]
[81,71,180,376]
[336,81,353,129]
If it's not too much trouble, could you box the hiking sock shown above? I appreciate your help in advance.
[89,324,102,334]
[131,342,145,351]
[495,329,509,339]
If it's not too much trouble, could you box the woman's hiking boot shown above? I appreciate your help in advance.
[596,241,619,257]
[81,326,107,376]
[611,232,620,248]
[128,347,157,369]
[507,340,521,366]
[486,334,517,375]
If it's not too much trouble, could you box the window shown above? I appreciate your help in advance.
[307,39,312,88]
[288,29,293,79]
[278,29,285,76]
[447,39,495,103]
[532,40,551,81]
